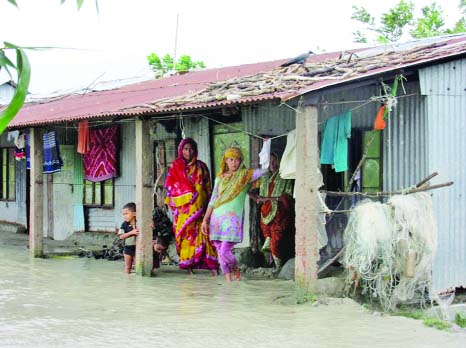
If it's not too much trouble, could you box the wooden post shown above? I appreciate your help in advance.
[135,119,154,276]
[294,104,319,299]
[29,127,44,257]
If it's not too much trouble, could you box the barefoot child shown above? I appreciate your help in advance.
[201,147,265,282]
[118,202,139,273]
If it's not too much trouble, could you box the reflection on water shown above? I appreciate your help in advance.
[1,232,465,348]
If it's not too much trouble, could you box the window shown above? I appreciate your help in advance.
[83,179,114,207]
[0,148,15,201]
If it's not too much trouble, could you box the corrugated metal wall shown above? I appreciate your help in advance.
[317,84,378,129]
[242,103,296,136]
[383,83,429,191]
[420,58,466,293]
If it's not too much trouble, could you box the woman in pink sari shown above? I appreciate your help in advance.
[165,138,218,275]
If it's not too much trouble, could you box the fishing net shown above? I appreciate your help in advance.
[343,192,437,311]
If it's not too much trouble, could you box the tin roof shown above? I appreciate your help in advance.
[8,34,466,128]
[7,59,287,128]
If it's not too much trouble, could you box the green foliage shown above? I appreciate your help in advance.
[455,312,466,328]
[423,317,451,331]
[393,310,451,331]
[147,53,206,78]
[351,6,374,25]
[0,0,93,134]
[411,3,445,38]
[446,17,466,34]
[351,1,466,44]
[393,310,424,320]
[0,43,31,135]
[379,0,414,42]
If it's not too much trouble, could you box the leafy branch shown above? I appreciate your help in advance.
[0,0,96,134]
[147,53,206,78]
[351,1,466,44]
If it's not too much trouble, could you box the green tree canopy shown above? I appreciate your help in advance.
[147,53,205,78]
[352,1,466,44]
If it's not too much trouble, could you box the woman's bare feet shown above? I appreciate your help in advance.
[211,269,218,276]
[225,273,232,283]
[233,269,241,281]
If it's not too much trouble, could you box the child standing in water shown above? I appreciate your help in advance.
[201,147,265,282]
[118,202,139,274]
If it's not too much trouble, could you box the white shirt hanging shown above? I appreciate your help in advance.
[259,138,271,170]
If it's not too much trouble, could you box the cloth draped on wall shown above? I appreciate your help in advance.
[320,111,352,172]
[165,138,218,271]
[43,131,63,174]
[83,126,119,182]
[77,120,91,154]
[258,171,295,261]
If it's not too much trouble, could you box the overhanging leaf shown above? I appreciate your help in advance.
[0,48,31,135]
[77,0,84,10]
[0,50,16,70]
[7,0,18,7]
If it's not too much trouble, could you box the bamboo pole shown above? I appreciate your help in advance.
[322,181,453,198]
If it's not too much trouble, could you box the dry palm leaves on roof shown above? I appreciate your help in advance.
[123,41,466,112]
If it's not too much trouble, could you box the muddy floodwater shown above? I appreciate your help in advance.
[1,231,465,348]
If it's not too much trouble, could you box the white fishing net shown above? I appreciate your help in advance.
[343,192,438,311]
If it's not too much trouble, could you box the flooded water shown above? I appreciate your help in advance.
[1,231,465,348]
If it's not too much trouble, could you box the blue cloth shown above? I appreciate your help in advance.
[43,131,63,174]
[25,133,30,170]
[320,111,352,172]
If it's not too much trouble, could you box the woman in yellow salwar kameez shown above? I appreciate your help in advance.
[165,138,218,275]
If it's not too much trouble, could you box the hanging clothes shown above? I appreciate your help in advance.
[279,129,296,179]
[7,130,19,143]
[83,125,119,182]
[43,131,64,174]
[374,105,387,131]
[320,111,352,172]
[259,138,271,170]
[77,120,91,154]
[25,133,30,170]
[14,132,26,161]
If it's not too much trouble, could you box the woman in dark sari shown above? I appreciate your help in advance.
[250,153,294,270]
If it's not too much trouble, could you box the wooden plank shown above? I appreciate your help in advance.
[29,128,44,257]
[294,104,319,298]
[135,120,154,276]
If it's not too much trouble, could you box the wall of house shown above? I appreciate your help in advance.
[0,132,28,228]
[83,122,138,233]
[309,80,428,255]
[45,123,138,238]
[112,122,136,230]
[420,58,466,293]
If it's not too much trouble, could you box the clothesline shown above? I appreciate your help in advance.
[12,92,418,143]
